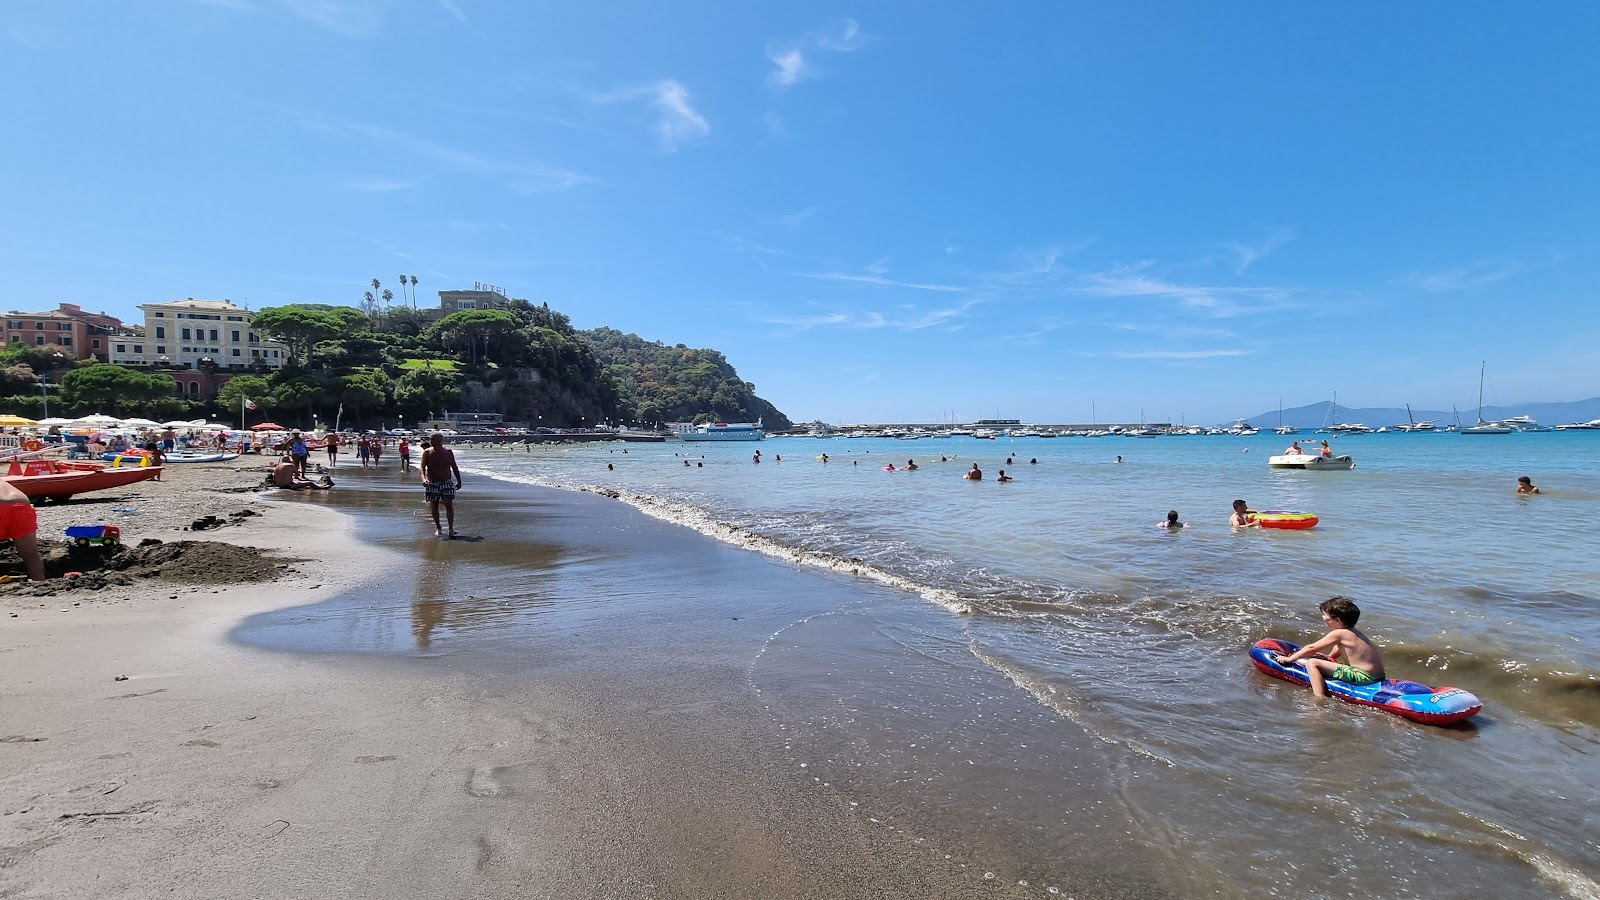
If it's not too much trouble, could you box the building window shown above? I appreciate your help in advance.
[134,345,143,354]
[227,316,243,321]
[154,312,165,317]
[181,328,191,339]
[92,339,101,349]
[189,382,199,396]
[34,336,44,345]
[231,348,241,357]
[155,326,166,338]
[251,349,259,357]
[248,332,259,343]
[34,322,44,329]
[5,321,19,329]
[62,337,73,346]
[230,330,240,342]
[156,346,166,354]
[57,322,71,330]
[209,329,218,341]
[116,344,126,353]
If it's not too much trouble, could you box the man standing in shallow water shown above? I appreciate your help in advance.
[420,432,463,538]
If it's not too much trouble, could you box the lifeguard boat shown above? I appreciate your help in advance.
[4,457,163,501]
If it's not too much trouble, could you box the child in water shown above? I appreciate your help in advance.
[1273,596,1387,697]
[1516,476,1540,494]
[1161,510,1184,529]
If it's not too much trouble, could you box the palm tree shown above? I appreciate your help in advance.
[363,290,377,318]
[381,288,394,314]
[409,275,420,309]
[399,274,409,307]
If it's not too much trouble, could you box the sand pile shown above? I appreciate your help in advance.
[0,537,298,595]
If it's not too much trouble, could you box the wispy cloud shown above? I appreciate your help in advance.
[802,272,965,293]
[768,207,816,231]
[278,0,385,37]
[1076,264,1288,317]
[296,114,591,193]
[762,298,981,333]
[768,18,866,88]
[1408,255,1559,293]
[586,80,709,151]
[1109,349,1250,360]
[436,0,468,25]
[1224,228,1296,272]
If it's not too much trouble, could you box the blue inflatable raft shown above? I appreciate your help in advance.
[1250,638,1482,725]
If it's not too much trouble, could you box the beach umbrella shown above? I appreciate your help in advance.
[37,417,76,427]
[250,422,285,430]
[161,420,196,428]
[72,413,123,427]
[121,417,161,428]
[0,414,37,426]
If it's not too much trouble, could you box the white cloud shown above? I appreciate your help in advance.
[586,80,709,151]
[277,0,385,37]
[763,299,979,333]
[802,272,964,293]
[437,0,468,25]
[1110,349,1250,360]
[297,115,591,193]
[769,18,866,88]
[1076,265,1287,317]
[1225,228,1296,272]
[769,49,808,87]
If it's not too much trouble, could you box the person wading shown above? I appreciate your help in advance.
[420,432,463,538]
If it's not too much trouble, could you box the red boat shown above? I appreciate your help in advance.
[3,458,163,501]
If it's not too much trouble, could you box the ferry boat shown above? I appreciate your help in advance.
[673,420,764,442]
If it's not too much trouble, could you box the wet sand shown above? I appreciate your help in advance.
[2,464,1180,899]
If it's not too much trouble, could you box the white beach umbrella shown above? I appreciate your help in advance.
[36,417,76,427]
[72,413,124,426]
[161,420,195,428]
[121,417,162,428]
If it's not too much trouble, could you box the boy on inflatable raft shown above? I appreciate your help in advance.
[1271,597,1383,695]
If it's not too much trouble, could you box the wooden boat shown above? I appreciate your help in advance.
[3,458,163,500]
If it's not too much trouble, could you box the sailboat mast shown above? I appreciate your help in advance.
[1478,361,1486,423]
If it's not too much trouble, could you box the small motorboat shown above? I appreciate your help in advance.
[1268,453,1354,470]
[4,458,162,501]
[163,452,241,464]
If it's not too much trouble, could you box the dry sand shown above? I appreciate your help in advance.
[0,465,1092,899]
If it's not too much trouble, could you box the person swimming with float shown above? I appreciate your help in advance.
[1161,510,1184,529]
[964,463,982,480]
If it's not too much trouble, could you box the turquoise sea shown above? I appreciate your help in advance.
[446,430,1599,898]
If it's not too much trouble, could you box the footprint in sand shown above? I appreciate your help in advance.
[466,767,503,798]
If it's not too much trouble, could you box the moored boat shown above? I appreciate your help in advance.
[673,420,765,442]
[4,458,163,500]
[1268,453,1355,470]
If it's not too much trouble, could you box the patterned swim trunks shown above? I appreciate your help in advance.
[424,481,456,502]
[1332,664,1382,686]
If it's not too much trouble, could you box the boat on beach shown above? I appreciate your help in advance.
[4,458,163,500]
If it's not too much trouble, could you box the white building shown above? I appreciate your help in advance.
[109,298,288,371]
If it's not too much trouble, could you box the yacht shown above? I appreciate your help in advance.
[1501,415,1553,433]
[1555,420,1600,431]
[1392,404,1436,432]
[674,420,765,441]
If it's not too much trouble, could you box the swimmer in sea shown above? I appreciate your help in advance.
[905,459,918,471]
[1029,458,1037,464]
[964,463,982,480]
[996,470,1013,482]
[940,455,948,462]
[1116,455,1123,464]
[1230,499,1258,528]
[1516,475,1540,494]
[821,453,829,463]
[1161,509,1184,529]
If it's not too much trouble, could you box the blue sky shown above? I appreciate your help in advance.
[3,2,1597,424]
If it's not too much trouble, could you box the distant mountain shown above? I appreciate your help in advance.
[1240,399,1600,430]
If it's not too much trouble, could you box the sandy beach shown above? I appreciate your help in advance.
[1,463,1178,899]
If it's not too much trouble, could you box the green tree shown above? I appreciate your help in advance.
[59,364,175,415]
[392,366,460,420]
[271,376,324,426]
[339,372,390,418]
[216,375,272,415]
[428,309,520,366]
[252,306,345,366]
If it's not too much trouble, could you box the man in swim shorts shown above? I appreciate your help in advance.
[0,479,45,581]
[1273,596,1386,697]
[420,431,462,537]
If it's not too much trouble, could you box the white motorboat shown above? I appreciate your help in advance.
[1269,452,1355,471]
[673,420,765,441]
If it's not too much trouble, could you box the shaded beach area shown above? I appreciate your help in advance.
[1,464,1185,899]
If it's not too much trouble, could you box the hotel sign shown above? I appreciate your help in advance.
[473,282,508,297]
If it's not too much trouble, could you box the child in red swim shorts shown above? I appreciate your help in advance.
[0,479,45,581]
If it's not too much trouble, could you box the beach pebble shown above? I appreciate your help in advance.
[114,675,129,681]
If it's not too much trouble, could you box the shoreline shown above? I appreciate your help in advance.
[2,464,1181,899]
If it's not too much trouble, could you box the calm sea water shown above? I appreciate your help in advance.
[460,431,1600,898]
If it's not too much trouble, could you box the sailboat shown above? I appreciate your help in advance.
[1274,399,1298,435]
[1461,362,1513,434]
[1393,403,1436,432]
[1328,392,1373,434]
